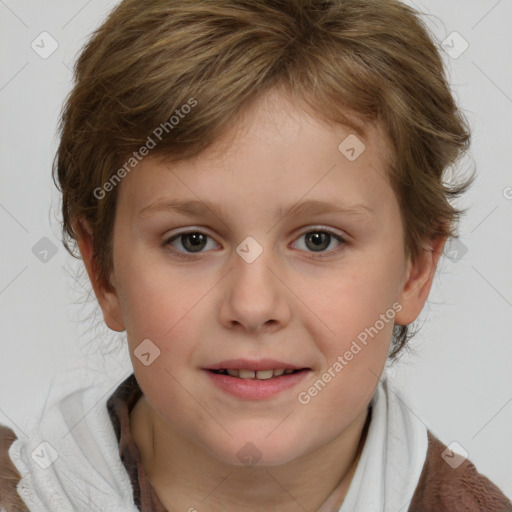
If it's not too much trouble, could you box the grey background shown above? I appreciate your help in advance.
[1,0,511,501]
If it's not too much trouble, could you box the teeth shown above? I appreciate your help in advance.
[221,368,294,379]
[255,370,274,380]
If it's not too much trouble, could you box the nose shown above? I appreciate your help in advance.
[218,243,291,334]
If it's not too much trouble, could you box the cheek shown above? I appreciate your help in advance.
[304,255,402,344]
[295,256,402,417]
[295,279,395,438]
[118,267,207,422]
[117,242,190,325]
[116,257,205,368]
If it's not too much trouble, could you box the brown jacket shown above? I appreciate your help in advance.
[1,374,511,512]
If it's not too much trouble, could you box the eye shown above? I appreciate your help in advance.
[292,228,347,259]
[164,231,219,259]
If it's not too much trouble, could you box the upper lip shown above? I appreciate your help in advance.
[205,359,308,371]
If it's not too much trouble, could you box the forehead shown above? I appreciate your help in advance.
[117,91,396,224]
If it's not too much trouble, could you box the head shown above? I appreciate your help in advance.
[54,0,473,465]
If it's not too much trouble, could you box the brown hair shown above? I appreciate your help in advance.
[53,0,474,359]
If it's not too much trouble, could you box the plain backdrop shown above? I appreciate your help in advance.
[1,0,511,501]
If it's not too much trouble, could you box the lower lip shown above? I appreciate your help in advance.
[203,369,310,400]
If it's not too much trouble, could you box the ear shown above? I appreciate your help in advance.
[74,217,125,332]
[394,234,447,325]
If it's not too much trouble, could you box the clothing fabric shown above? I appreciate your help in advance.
[105,372,167,511]
[339,372,428,511]
[3,368,140,512]
[1,367,511,511]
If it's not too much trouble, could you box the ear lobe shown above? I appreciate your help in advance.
[74,217,126,332]
[394,235,447,326]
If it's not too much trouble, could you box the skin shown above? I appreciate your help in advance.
[76,89,445,511]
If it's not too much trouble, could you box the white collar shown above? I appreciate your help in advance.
[339,369,428,511]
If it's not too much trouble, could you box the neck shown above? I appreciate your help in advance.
[130,397,371,512]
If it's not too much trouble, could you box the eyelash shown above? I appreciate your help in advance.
[163,228,348,261]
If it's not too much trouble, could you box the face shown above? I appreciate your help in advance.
[89,90,436,466]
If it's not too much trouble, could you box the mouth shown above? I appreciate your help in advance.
[208,368,303,379]
[204,359,311,399]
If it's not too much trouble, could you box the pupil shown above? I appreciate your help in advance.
[306,232,329,252]
[183,233,206,252]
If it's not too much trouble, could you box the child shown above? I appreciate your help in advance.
[1,0,511,510]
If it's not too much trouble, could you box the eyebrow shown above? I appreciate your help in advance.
[138,198,376,222]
